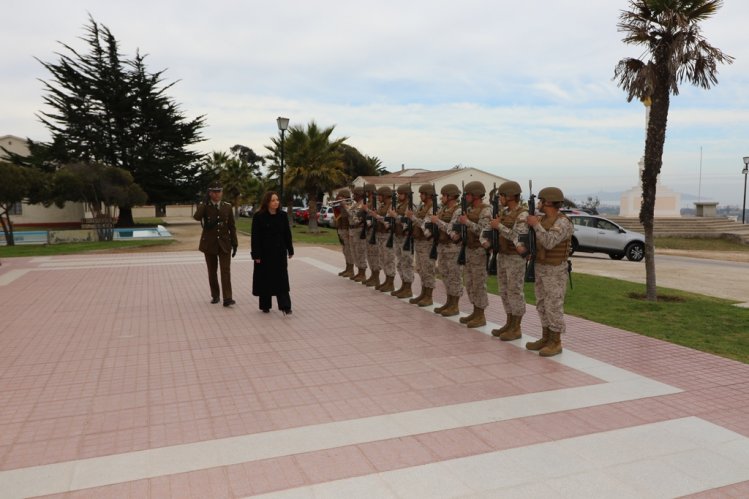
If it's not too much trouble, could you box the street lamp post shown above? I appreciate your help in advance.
[276,116,290,204]
[742,156,749,224]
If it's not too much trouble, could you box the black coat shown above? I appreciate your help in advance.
[251,209,294,296]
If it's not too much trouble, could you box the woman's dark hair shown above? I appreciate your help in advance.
[258,191,280,213]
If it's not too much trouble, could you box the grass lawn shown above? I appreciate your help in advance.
[656,237,749,252]
[486,273,749,364]
[236,218,340,245]
[0,239,175,257]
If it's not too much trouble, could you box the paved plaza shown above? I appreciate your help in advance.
[1,246,748,498]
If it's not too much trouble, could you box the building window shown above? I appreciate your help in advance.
[11,202,22,215]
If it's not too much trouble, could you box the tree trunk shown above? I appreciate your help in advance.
[639,56,671,302]
[307,190,320,233]
[117,206,135,227]
[0,211,15,246]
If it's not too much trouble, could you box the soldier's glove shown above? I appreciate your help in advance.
[231,245,237,258]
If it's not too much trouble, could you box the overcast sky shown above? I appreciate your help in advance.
[2,0,748,205]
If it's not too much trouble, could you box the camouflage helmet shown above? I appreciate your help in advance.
[337,188,351,198]
[377,185,393,197]
[418,184,435,195]
[363,183,377,193]
[352,186,365,196]
[396,184,412,194]
[464,181,486,197]
[440,183,460,197]
[498,180,522,197]
[538,186,565,203]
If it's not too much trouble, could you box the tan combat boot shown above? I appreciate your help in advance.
[379,275,395,293]
[395,282,413,299]
[365,270,381,287]
[440,295,460,317]
[409,285,426,304]
[341,264,354,278]
[352,267,367,282]
[459,306,478,324]
[434,292,451,313]
[338,264,349,276]
[499,315,523,341]
[539,330,563,357]
[466,308,486,328]
[417,287,434,307]
[526,327,550,351]
[390,281,405,297]
[491,313,513,337]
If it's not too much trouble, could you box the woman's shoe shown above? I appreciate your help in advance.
[281,309,292,315]
[261,308,269,313]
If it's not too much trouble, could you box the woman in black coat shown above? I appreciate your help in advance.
[251,191,294,314]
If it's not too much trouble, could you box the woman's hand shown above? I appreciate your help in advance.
[254,259,261,264]
[288,254,293,259]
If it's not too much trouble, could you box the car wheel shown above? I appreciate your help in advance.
[625,242,645,262]
[569,237,578,256]
[609,253,625,260]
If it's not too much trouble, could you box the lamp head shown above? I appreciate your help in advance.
[277,116,290,131]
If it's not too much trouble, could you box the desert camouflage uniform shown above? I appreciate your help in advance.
[393,199,414,285]
[533,213,574,334]
[347,200,367,271]
[376,199,396,278]
[461,202,492,309]
[336,203,354,266]
[412,199,436,289]
[436,204,463,297]
[497,205,529,316]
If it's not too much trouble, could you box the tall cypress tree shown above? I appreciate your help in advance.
[34,16,206,225]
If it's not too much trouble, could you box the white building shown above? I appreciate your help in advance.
[1,134,85,227]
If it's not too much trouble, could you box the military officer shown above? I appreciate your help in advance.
[406,184,437,306]
[348,187,368,282]
[525,186,574,356]
[456,181,492,328]
[370,185,396,293]
[362,183,382,288]
[490,180,530,340]
[334,188,355,278]
[193,181,238,306]
[430,184,463,317]
[390,184,415,298]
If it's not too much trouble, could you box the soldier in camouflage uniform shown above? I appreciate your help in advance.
[406,184,437,306]
[390,184,415,298]
[456,181,492,328]
[375,186,397,293]
[362,183,382,288]
[348,187,368,282]
[430,184,463,317]
[489,180,530,340]
[335,188,355,278]
[526,187,574,357]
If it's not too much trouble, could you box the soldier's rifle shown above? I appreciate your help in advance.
[403,187,414,253]
[368,191,378,245]
[359,190,369,239]
[386,186,397,249]
[456,181,467,265]
[487,182,499,275]
[428,185,439,260]
[524,180,537,282]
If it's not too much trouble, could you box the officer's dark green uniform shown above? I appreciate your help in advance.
[194,182,238,306]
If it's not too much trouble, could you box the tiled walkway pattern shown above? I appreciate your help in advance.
[0,248,748,497]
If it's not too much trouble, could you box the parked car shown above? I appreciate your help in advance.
[317,206,336,228]
[293,207,309,224]
[238,205,253,217]
[565,211,645,261]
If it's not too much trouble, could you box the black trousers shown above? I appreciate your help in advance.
[259,292,291,311]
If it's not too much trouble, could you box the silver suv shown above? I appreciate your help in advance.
[565,211,645,261]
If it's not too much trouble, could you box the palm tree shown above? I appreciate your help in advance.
[267,121,348,233]
[614,0,732,301]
